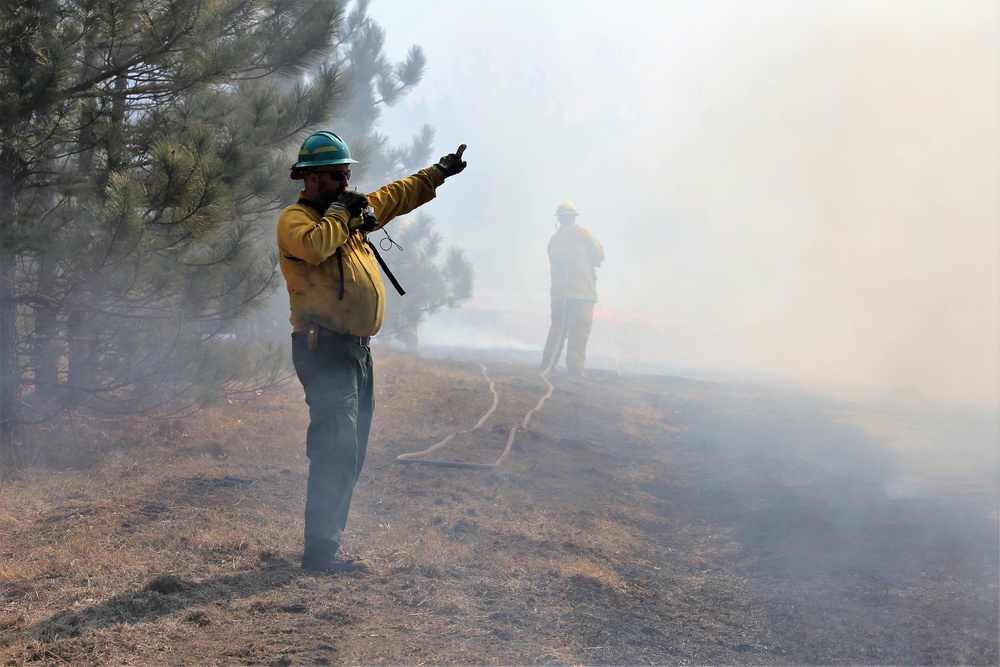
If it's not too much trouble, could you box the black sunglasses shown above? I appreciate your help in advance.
[322,170,351,182]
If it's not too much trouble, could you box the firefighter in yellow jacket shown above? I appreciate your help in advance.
[541,202,605,376]
[277,131,467,573]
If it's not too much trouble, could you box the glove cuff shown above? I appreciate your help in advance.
[328,202,360,226]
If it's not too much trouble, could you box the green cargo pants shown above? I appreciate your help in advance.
[292,332,374,563]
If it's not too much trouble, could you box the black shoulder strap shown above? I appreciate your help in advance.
[367,241,406,296]
[335,248,345,300]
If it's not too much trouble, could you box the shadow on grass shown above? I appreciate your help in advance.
[28,554,296,643]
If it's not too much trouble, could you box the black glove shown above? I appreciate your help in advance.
[336,190,368,218]
[435,144,467,178]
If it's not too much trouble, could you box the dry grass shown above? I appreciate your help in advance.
[1,353,997,666]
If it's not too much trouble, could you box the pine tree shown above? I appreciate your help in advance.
[377,213,475,351]
[331,0,434,180]
[0,0,348,467]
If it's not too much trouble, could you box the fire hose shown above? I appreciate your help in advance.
[394,363,555,469]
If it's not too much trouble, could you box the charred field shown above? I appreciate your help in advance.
[1,353,997,666]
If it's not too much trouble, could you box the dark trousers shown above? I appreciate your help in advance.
[291,333,374,560]
[541,299,595,372]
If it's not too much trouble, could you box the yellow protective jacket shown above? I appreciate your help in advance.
[548,223,605,303]
[277,167,445,336]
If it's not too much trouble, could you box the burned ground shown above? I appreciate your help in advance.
[1,354,997,665]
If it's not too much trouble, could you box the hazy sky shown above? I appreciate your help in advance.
[363,0,998,404]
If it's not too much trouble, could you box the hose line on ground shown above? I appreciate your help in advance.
[394,363,555,469]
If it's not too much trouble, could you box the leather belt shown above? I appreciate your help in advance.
[347,334,371,347]
[327,330,371,347]
[294,324,371,349]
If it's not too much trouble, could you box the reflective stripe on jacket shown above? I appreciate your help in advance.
[548,223,604,303]
[277,167,444,336]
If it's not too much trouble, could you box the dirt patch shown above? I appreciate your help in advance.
[1,353,997,665]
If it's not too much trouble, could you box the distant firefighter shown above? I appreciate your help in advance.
[541,202,605,376]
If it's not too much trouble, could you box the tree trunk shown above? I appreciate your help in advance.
[0,248,22,470]
[30,239,60,404]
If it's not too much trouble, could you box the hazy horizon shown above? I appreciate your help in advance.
[355,0,998,405]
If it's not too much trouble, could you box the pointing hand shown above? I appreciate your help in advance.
[435,144,468,178]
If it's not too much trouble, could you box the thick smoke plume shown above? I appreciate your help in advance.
[366,0,997,404]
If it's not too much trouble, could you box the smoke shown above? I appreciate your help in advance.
[367,0,998,404]
[654,2,998,403]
